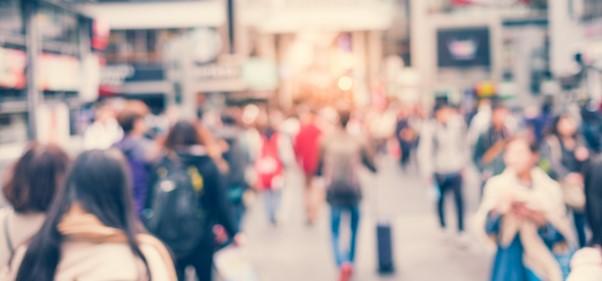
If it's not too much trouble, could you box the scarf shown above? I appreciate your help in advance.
[58,204,177,281]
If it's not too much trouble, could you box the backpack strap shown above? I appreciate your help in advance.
[3,211,14,257]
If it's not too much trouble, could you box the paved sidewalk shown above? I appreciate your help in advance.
[241,157,490,281]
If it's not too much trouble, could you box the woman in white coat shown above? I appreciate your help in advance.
[474,137,576,281]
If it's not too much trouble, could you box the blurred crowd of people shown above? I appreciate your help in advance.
[0,92,600,281]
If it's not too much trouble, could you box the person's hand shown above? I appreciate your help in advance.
[213,225,228,244]
[509,201,529,219]
[575,146,590,162]
[524,208,547,227]
[510,203,547,226]
[232,233,246,247]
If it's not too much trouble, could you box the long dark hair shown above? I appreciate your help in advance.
[15,150,150,281]
[2,143,69,213]
[548,114,578,140]
[585,156,602,249]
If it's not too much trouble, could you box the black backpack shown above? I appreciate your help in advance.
[143,156,206,258]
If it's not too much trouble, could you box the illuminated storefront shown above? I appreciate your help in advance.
[240,0,395,107]
[0,0,97,144]
[79,0,227,115]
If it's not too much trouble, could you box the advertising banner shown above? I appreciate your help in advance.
[39,54,81,91]
[0,47,26,89]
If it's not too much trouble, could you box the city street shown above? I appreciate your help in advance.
[240,156,490,281]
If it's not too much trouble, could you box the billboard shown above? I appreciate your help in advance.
[0,48,26,89]
[436,26,491,69]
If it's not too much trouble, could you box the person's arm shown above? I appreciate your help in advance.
[293,130,303,163]
[204,163,238,237]
[473,133,486,169]
[360,145,377,173]
[457,119,470,169]
[417,123,434,179]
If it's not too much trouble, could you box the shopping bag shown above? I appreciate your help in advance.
[214,246,259,281]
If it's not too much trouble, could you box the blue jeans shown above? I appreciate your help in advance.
[330,205,360,267]
[264,189,281,224]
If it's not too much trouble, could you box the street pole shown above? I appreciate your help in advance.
[25,0,41,141]
[226,0,235,54]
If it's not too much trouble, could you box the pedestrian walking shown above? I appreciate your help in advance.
[146,120,241,281]
[475,137,576,281]
[216,112,253,230]
[114,109,157,216]
[2,150,176,281]
[395,105,418,169]
[294,109,322,225]
[320,111,377,281]
[418,102,468,241]
[540,114,591,248]
[568,155,602,281]
[255,119,288,226]
[0,144,70,266]
[473,100,512,191]
[83,103,123,149]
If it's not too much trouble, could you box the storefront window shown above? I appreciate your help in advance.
[0,0,24,43]
[105,29,187,64]
[0,113,27,144]
[582,0,602,21]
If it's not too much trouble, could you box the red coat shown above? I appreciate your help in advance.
[294,123,322,176]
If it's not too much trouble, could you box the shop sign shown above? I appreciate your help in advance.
[101,64,165,86]
[192,63,241,81]
[39,54,81,91]
[92,20,110,51]
[0,47,26,89]
[242,58,278,91]
[189,62,246,92]
[39,2,80,56]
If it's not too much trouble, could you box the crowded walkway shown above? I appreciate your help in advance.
[1,1,602,280]
[243,156,490,281]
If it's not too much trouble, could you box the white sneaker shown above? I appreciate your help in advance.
[456,232,471,249]
[440,228,454,241]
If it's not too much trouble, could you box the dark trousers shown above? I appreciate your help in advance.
[176,245,214,281]
[573,211,587,248]
[399,141,412,167]
[435,173,465,232]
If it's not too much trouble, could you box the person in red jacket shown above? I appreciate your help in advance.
[294,109,322,225]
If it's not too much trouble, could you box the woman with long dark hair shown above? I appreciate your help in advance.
[0,144,70,266]
[2,150,176,281]
[150,120,239,281]
[568,155,602,280]
[540,114,590,247]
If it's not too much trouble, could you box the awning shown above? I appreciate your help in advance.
[241,1,395,33]
[77,1,225,30]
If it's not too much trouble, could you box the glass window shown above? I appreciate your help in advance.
[104,29,188,64]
